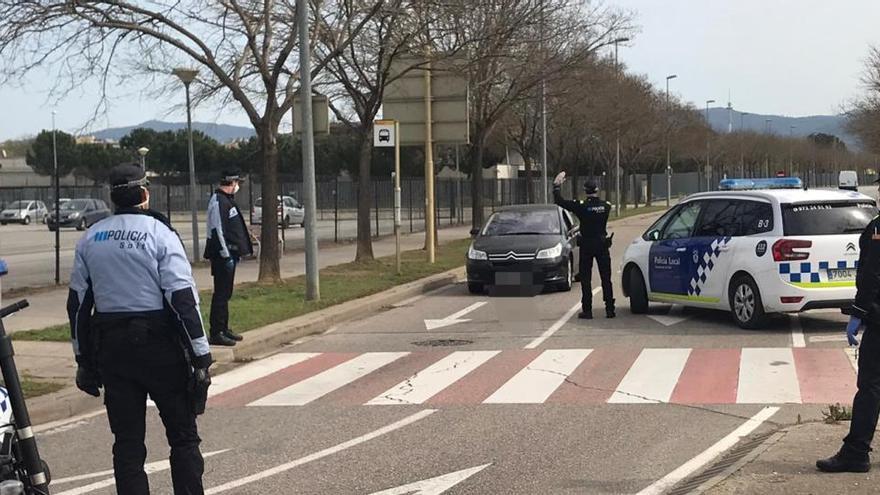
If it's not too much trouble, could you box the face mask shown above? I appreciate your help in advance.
[232,183,240,195]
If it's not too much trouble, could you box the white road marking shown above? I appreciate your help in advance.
[368,351,499,405]
[846,346,859,373]
[54,450,229,494]
[737,348,801,404]
[608,348,691,404]
[525,287,600,349]
[808,335,848,343]
[636,406,779,495]
[647,304,690,327]
[424,302,488,330]
[484,349,591,404]
[789,314,806,348]
[209,353,318,397]
[204,410,437,494]
[35,409,106,435]
[250,352,409,406]
[368,463,492,495]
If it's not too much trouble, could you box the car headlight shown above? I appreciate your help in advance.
[536,243,563,259]
[468,245,488,261]
[69,212,80,218]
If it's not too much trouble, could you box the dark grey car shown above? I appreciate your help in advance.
[47,198,111,231]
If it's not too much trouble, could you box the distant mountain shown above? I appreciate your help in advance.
[705,108,858,149]
[90,120,255,143]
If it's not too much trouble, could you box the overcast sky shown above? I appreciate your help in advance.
[1,0,879,141]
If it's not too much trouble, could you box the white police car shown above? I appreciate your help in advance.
[621,178,877,329]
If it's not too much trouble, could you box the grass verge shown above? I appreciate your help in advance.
[8,376,66,399]
[14,238,472,342]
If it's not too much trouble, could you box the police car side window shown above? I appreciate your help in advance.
[660,202,703,240]
[736,201,773,236]
[694,200,738,237]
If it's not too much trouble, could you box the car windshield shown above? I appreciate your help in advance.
[254,198,262,207]
[782,202,877,235]
[482,210,561,236]
[5,201,28,210]
[62,200,90,210]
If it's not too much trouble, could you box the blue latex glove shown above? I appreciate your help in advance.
[846,316,864,347]
[224,257,236,272]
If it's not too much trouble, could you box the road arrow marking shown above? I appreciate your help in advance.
[424,302,487,330]
[646,305,690,327]
[368,463,492,495]
[54,450,229,494]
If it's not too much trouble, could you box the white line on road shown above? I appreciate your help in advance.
[846,346,859,373]
[35,409,106,435]
[250,352,409,406]
[484,349,591,404]
[209,352,318,397]
[808,335,848,343]
[524,287,600,349]
[737,348,801,404]
[424,302,488,330]
[54,450,229,494]
[636,406,779,495]
[368,463,492,495]
[608,348,691,404]
[204,409,437,494]
[368,351,499,405]
[789,314,806,348]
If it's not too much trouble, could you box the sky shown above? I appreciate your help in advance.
[1,0,879,142]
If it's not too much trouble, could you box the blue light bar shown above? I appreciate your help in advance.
[718,178,803,191]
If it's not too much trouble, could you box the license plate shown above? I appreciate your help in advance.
[827,268,857,281]
[495,272,525,285]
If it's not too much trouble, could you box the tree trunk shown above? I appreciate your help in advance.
[632,173,639,209]
[645,170,653,206]
[355,132,374,262]
[523,156,533,204]
[257,124,281,283]
[470,131,487,231]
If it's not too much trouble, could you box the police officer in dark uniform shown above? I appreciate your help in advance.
[204,170,253,346]
[818,189,880,473]
[552,171,615,319]
[68,164,212,494]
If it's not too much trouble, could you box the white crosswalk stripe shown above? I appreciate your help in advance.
[608,348,691,404]
[483,349,591,404]
[737,348,801,404]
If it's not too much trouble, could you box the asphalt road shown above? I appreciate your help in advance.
[35,209,855,494]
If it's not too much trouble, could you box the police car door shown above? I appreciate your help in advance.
[649,201,704,300]
[689,199,739,305]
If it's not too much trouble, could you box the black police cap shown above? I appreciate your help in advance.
[221,169,246,183]
[109,163,148,190]
[583,181,599,194]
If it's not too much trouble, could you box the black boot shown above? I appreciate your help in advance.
[209,332,237,347]
[816,451,870,473]
[606,299,616,319]
[578,308,593,320]
[223,329,244,342]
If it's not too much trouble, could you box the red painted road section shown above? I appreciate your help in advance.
[548,347,641,404]
[793,348,857,405]
[428,349,542,405]
[670,348,740,404]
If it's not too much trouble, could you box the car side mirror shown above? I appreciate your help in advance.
[469,228,480,237]
[649,230,660,241]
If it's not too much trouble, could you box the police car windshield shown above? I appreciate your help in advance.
[482,210,561,236]
[782,202,876,236]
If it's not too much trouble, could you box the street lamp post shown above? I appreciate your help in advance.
[705,99,716,191]
[137,147,149,172]
[665,74,677,207]
[52,111,60,285]
[789,125,796,174]
[172,68,201,262]
[297,0,320,301]
[740,112,748,177]
[613,37,630,216]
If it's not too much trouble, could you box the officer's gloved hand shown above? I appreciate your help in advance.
[190,367,211,416]
[553,171,566,186]
[76,366,101,398]
[846,316,864,347]
[224,257,235,272]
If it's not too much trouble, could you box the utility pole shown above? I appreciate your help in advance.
[740,112,748,177]
[52,111,60,286]
[172,67,201,262]
[665,75,677,208]
[297,0,320,299]
[613,37,629,216]
[705,99,716,190]
[540,0,548,204]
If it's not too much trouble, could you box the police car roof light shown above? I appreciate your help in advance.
[718,177,803,191]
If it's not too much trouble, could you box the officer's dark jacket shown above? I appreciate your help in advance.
[204,189,253,260]
[553,186,611,239]
[853,215,880,322]
[67,208,213,370]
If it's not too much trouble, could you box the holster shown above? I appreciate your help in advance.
[604,233,614,249]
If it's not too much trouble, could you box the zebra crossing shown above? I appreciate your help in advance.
[206,347,858,408]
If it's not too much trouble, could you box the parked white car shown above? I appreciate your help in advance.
[0,200,48,225]
[251,195,305,228]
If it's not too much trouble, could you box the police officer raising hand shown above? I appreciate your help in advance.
[68,163,211,494]
[552,171,615,319]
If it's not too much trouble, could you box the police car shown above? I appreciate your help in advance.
[621,178,877,329]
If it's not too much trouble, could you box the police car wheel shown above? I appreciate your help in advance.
[468,282,484,294]
[729,275,766,329]
[628,267,649,314]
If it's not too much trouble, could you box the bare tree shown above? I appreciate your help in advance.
[0,0,376,282]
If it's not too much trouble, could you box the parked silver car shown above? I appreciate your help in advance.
[0,200,48,225]
[251,195,305,228]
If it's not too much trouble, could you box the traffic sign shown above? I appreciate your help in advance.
[374,120,396,147]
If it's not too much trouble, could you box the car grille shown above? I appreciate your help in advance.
[488,251,536,262]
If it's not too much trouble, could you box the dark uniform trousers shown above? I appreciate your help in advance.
[95,314,204,495]
[844,324,880,457]
[209,258,236,337]
[579,237,613,312]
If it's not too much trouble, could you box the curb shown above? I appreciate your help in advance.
[27,265,467,425]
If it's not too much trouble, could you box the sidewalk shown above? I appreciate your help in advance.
[707,422,879,494]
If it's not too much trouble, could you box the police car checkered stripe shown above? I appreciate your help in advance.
[778,260,859,284]
[688,237,731,297]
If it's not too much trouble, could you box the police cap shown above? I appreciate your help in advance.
[583,181,599,194]
[109,163,148,190]
[221,169,246,184]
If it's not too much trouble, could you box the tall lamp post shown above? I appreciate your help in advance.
[613,36,630,216]
[665,74,677,207]
[705,99,716,191]
[137,147,149,171]
[297,0,320,300]
[52,111,60,285]
[789,125,796,174]
[172,68,201,262]
[740,112,749,177]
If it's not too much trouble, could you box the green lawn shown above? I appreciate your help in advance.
[14,238,472,342]
[12,377,66,399]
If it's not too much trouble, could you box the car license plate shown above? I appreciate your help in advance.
[827,268,857,281]
[495,272,525,285]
